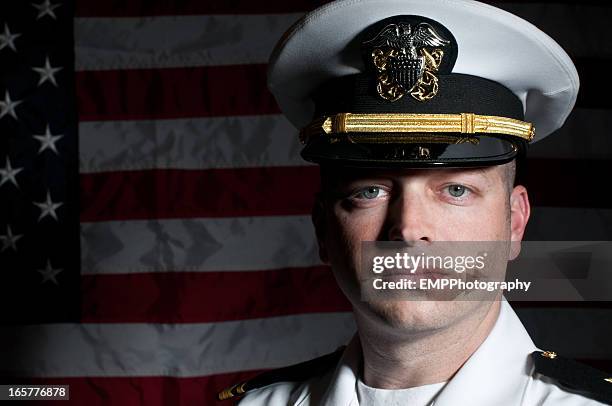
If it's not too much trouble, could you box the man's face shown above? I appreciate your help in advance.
[314,163,530,334]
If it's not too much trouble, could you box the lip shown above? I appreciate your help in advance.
[376,268,454,279]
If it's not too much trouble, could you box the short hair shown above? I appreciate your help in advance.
[503,159,517,193]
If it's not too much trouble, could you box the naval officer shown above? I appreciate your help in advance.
[219,0,612,404]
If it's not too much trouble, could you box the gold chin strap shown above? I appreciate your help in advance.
[299,112,535,144]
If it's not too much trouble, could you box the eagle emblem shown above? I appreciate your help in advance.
[364,22,450,102]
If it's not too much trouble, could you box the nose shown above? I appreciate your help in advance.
[384,188,433,243]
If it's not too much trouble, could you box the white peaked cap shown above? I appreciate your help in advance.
[268,0,579,142]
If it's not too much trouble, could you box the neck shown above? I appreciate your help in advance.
[357,300,501,389]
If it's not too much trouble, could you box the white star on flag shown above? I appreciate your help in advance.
[33,124,63,154]
[0,157,23,188]
[32,56,63,87]
[38,260,63,285]
[0,225,23,252]
[33,190,63,222]
[0,23,21,52]
[0,90,22,120]
[32,0,61,20]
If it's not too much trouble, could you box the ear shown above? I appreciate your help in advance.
[509,185,530,260]
[312,193,330,264]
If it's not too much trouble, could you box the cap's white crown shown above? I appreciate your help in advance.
[268,0,579,142]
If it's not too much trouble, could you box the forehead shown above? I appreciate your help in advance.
[320,165,505,185]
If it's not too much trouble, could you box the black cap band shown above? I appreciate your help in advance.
[301,73,527,168]
[313,73,524,120]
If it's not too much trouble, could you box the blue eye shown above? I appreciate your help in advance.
[447,184,468,198]
[346,186,389,206]
[359,186,381,199]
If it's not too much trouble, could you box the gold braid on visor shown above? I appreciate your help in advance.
[299,113,535,145]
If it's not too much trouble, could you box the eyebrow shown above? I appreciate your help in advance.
[426,168,495,187]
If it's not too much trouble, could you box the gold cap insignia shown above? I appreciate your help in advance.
[364,22,450,102]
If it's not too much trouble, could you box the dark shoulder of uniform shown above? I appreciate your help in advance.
[532,350,612,404]
[217,346,345,402]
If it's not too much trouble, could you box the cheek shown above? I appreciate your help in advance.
[437,196,509,240]
[332,205,387,243]
[324,205,388,273]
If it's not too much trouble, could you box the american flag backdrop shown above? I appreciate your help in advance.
[0,0,611,405]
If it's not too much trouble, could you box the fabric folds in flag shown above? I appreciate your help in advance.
[0,1,611,405]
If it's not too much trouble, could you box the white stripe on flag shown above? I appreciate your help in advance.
[79,115,307,173]
[81,215,321,274]
[0,313,356,377]
[77,109,612,174]
[81,209,612,276]
[74,14,302,71]
[1,309,609,378]
[74,5,612,72]
[2,308,609,378]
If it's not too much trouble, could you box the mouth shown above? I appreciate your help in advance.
[370,268,455,280]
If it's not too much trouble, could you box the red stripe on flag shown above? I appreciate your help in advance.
[76,65,279,121]
[75,61,608,122]
[80,265,612,324]
[520,159,612,209]
[80,166,319,222]
[15,372,264,406]
[81,266,351,323]
[80,159,612,223]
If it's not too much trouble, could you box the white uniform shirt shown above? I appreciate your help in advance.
[357,379,446,405]
[238,301,607,405]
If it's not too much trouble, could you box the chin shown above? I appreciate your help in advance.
[362,299,482,333]
[364,300,447,331]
